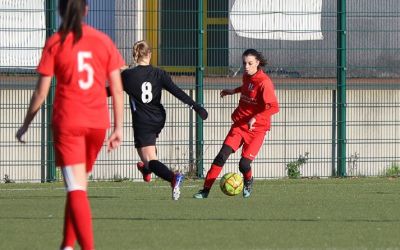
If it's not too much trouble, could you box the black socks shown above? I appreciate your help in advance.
[148,160,174,183]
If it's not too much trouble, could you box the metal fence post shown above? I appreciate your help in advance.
[196,0,205,178]
[331,90,337,176]
[41,107,46,183]
[337,0,347,176]
[45,0,57,182]
[189,89,195,174]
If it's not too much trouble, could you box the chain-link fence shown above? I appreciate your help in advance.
[1,0,399,182]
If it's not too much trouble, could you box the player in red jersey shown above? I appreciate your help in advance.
[193,49,279,199]
[16,0,125,249]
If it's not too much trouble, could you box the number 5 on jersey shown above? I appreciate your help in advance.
[141,82,153,103]
[78,51,94,90]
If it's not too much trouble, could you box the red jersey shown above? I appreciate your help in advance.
[231,70,279,131]
[37,24,125,129]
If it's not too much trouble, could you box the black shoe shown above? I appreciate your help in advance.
[243,177,254,198]
[193,189,210,199]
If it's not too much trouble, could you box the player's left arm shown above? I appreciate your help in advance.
[162,71,208,120]
[254,81,279,119]
[16,75,52,142]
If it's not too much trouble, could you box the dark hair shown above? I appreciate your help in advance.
[242,49,267,69]
[58,0,87,44]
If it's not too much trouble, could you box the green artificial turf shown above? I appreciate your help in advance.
[1,178,400,249]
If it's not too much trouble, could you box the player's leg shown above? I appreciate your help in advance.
[64,128,104,249]
[133,130,158,182]
[205,127,243,189]
[136,145,157,182]
[143,149,184,200]
[239,157,254,198]
[54,128,81,250]
[61,191,76,250]
[136,133,184,200]
[193,144,234,198]
[194,126,242,199]
[84,128,107,174]
[62,164,93,250]
[55,127,104,250]
[240,130,267,198]
[206,144,234,188]
[136,132,174,182]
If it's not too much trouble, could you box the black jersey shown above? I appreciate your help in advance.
[122,65,196,129]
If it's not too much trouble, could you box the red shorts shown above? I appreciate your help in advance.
[52,126,106,173]
[223,125,267,160]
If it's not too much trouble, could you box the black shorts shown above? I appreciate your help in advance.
[133,126,163,148]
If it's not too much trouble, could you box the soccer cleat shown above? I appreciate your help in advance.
[243,177,254,198]
[193,189,210,199]
[137,161,151,182]
[171,173,184,200]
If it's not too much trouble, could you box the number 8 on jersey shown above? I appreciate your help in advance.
[141,81,153,103]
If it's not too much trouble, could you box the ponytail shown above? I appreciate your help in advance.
[58,0,87,44]
[132,40,151,65]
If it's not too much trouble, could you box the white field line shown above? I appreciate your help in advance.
[0,184,198,192]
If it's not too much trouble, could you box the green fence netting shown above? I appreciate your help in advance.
[0,0,399,182]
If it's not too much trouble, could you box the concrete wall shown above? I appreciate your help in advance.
[1,87,399,182]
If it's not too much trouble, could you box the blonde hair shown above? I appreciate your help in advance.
[132,40,151,64]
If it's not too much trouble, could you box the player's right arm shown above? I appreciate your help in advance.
[106,68,124,152]
[103,38,125,151]
[16,75,52,143]
[17,34,57,143]
[220,86,241,98]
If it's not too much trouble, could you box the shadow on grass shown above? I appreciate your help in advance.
[0,195,119,200]
[0,195,65,200]
[94,217,400,223]
[2,216,400,223]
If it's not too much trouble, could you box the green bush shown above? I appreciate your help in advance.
[286,152,309,179]
[385,163,400,177]
[112,174,130,182]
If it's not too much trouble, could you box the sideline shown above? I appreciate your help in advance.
[0,184,198,192]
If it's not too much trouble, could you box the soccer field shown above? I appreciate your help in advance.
[1,178,400,249]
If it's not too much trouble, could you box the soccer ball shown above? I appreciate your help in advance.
[220,172,243,196]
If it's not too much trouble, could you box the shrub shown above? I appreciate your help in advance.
[286,152,309,179]
[112,174,129,182]
[385,162,400,177]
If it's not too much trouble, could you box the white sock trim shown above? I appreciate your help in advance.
[62,166,85,192]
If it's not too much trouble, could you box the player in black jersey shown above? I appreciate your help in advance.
[122,40,208,200]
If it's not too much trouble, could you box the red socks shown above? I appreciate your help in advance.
[204,164,223,189]
[61,190,94,250]
[61,198,77,248]
[203,164,252,189]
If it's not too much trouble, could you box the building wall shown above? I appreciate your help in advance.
[228,0,400,77]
